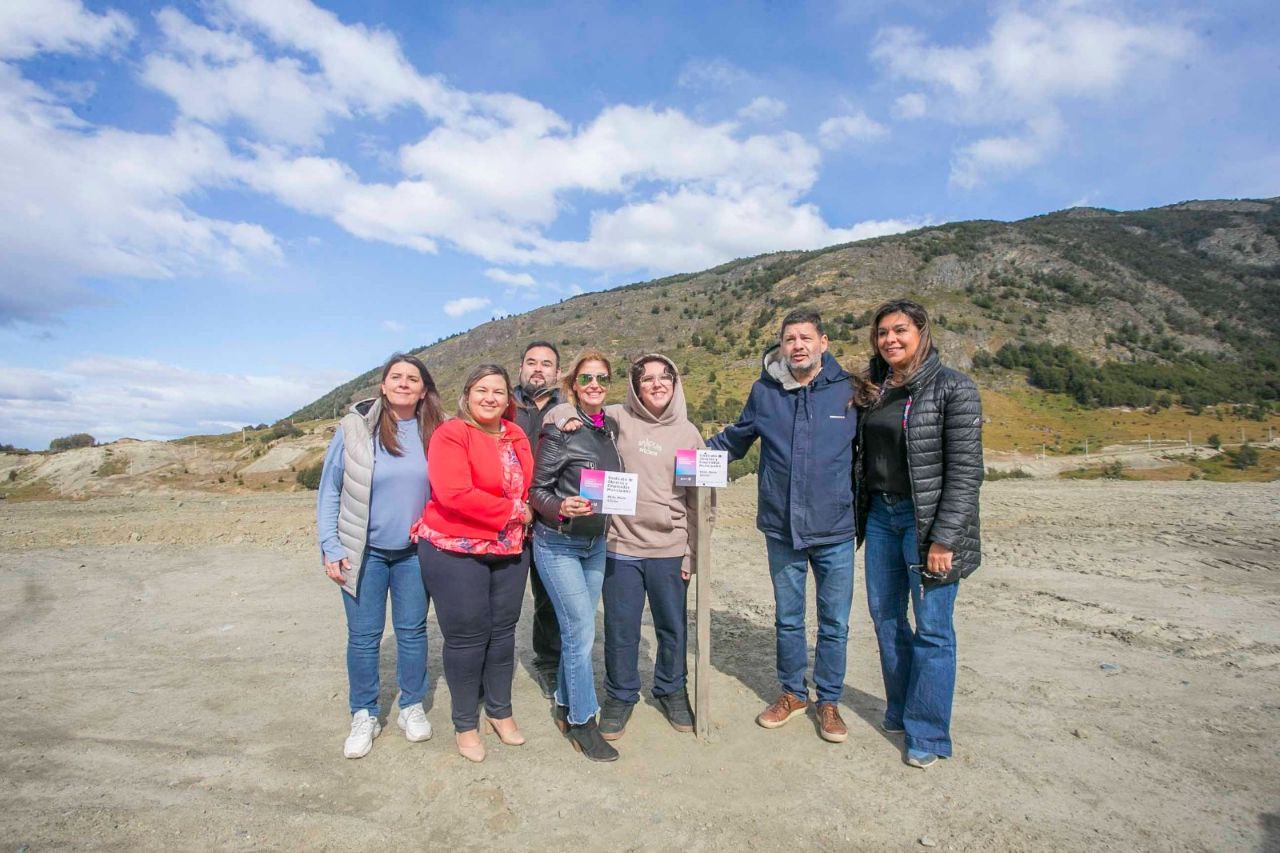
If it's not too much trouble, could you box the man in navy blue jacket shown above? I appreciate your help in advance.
[707,309,857,743]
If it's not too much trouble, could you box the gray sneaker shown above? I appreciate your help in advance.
[598,697,634,741]
[656,688,694,733]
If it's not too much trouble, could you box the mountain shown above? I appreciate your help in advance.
[291,198,1280,455]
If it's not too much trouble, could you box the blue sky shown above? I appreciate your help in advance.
[1,0,1277,449]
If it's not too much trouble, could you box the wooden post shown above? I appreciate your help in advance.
[694,485,712,741]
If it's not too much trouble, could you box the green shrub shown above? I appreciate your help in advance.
[296,461,324,490]
[986,467,1032,480]
[49,433,95,452]
[1228,444,1259,470]
[1101,460,1126,479]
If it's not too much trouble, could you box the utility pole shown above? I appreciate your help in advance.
[1187,429,1192,448]
[241,427,246,446]
[1147,434,1152,450]
[1084,437,1088,457]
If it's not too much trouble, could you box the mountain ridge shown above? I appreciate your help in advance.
[292,197,1280,436]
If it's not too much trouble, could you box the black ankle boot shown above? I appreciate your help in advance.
[551,703,569,733]
[657,687,695,733]
[567,718,619,762]
[598,697,634,741]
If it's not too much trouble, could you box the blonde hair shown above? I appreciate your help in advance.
[560,349,613,406]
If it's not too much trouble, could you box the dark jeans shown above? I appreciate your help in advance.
[864,494,959,757]
[603,555,688,704]
[528,547,561,674]
[418,543,529,732]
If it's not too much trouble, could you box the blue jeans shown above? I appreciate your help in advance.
[764,536,855,704]
[532,522,606,725]
[341,545,428,717]
[864,494,959,757]
[603,555,688,703]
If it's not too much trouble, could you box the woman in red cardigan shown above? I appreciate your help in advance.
[412,364,534,762]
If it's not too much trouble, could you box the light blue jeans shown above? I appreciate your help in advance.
[341,545,427,717]
[864,494,959,757]
[532,522,606,725]
[764,536,856,703]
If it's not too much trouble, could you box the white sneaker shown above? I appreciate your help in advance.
[343,710,382,758]
[397,703,433,742]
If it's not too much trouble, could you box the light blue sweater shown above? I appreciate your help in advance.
[317,418,429,562]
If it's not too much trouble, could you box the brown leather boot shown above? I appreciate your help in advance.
[816,702,848,743]
[756,693,809,729]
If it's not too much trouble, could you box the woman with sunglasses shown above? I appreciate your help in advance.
[545,354,710,741]
[529,349,624,762]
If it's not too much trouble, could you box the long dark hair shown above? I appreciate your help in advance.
[852,300,934,408]
[376,353,444,456]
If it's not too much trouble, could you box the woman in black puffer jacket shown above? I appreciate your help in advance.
[853,300,983,769]
[530,349,624,762]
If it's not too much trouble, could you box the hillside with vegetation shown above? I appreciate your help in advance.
[292,197,1279,464]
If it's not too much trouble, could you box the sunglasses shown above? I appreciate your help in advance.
[576,372,611,387]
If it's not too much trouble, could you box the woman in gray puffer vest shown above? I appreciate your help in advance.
[853,300,983,770]
[316,353,445,759]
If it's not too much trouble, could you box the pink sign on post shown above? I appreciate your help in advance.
[674,448,698,486]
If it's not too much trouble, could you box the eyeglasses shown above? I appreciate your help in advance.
[576,373,611,387]
[638,373,675,387]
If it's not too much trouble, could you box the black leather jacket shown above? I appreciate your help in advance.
[529,409,624,537]
[856,349,984,586]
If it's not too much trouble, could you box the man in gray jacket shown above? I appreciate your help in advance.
[513,341,563,699]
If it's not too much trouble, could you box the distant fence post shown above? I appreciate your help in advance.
[694,485,712,741]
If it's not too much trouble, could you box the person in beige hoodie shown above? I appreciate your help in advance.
[545,353,710,739]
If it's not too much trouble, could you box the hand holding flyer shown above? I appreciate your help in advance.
[579,469,638,515]
[674,449,729,488]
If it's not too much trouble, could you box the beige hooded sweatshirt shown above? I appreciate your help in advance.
[546,354,712,573]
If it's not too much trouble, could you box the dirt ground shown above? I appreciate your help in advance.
[1,477,1278,851]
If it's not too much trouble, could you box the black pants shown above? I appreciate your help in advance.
[529,547,562,673]
[418,543,529,732]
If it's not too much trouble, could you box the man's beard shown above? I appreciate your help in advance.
[521,379,551,399]
[787,353,820,376]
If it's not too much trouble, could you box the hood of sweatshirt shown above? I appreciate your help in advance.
[623,353,689,426]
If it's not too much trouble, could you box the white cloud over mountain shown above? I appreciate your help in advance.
[872,0,1194,187]
[0,357,344,447]
[0,0,922,325]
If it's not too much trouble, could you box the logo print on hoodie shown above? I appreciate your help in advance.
[637,438,662,457]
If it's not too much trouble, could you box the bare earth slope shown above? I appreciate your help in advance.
[2,478,1278,850]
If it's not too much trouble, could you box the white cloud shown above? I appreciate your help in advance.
[871,0,1194,186]
[0,0,134,61]
[542,187,924,272]
[484,268,536,287]
[738,96,787,123]
[0,64,281,323]
[0,0,929,324]
[891,92,927,120]
[950,114,1064,190]
[677,57,751,90]
[818,112,889,149]
[382,319,407,332]
[0,357,343,448]
[443,297,491,317]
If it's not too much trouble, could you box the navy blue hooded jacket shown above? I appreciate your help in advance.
[707,346,857,549]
